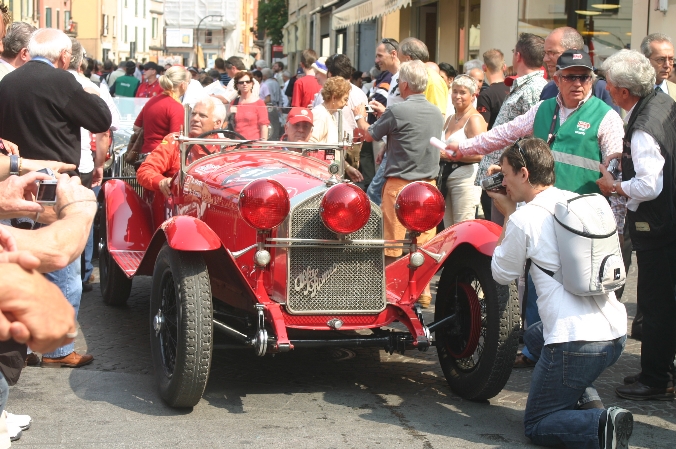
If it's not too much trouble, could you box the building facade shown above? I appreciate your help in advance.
[116,0,154,63]
[283,0,676,75]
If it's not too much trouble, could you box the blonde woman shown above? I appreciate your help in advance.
[133,66,191,154]
[439,74,487,227]
[310,77,351,143]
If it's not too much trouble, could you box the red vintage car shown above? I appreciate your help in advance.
[99,127,520,408]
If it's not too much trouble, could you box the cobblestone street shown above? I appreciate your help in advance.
[7,255,676,448]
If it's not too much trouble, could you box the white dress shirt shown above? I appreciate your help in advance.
[656,79,669,95]
[620,103,665,211]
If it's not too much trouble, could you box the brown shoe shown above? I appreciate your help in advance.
[41,352,94,368]
[24,353,41,367]
[417,294,432,308]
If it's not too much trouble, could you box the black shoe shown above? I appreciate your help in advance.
[82,282,93,293]
[623,373,640,385]
[615,381,675,401]
[604,407,633,449]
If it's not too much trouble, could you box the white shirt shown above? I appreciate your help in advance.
[620,102,665,211]
[310,103,339,144]
[387,71,404,107]
[492,187,627,345]
[68,69,121,173]
[312,82,368,135]
[656,79,669,94]
[259,81,270,102]
[182,79,205,107]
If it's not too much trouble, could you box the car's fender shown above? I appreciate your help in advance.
[102,179,154,252]
[385,219,502,304]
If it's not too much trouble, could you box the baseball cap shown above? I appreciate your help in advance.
[187,66,199,74]
[287,107,313,125]
[143,61,160,71]
[312,57,328,75]
[556,49,593,71]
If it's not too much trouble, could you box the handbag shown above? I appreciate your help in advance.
[226,97,240,132]
[124,127,144,164]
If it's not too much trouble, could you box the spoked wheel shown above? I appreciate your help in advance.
[435,246,520,401]
[98,200,132,306]
[150,244,213,408]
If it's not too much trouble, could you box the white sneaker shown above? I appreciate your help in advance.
[6,422,20,442]
[605,406,633,449]
[6,412,31,431]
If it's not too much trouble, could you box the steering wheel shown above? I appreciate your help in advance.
[186,128,247,157]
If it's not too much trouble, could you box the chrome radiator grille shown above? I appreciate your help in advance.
[286,192,386,315]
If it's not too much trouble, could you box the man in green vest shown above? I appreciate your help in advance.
[445,49,625,221]
[110,60,139,97]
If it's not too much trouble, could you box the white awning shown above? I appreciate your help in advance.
[332,0,411,30]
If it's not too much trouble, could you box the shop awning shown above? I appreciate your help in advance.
[332,0,411,30]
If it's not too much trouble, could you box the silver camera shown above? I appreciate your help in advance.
[481,172,504,191]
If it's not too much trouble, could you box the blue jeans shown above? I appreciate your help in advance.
[0,373,7,415]
[524,321,626,448]
[43,258,82,358]
[82,185,100,282]
[367,153,387,206]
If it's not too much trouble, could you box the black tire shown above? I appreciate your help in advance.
[99,200,133,306]
[150,244,213,408]
[435,246,520,401]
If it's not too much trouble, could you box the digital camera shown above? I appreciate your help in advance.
[481,172,504,191]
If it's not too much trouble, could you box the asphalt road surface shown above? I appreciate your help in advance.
[8,255,676,448]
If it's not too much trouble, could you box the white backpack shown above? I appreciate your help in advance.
[533,193,625,296]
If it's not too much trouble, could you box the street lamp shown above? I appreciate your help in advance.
[196,14,224,68]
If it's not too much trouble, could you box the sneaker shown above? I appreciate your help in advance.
[605,406,633,449]
[6,420,21,442]
[6,412,31,431]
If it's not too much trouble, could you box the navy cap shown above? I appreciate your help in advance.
[556,49,593,71]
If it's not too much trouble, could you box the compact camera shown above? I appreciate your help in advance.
[365,104,374,114]
[607,158,621,180]
[481,172,505,191]
[35,167,57,205]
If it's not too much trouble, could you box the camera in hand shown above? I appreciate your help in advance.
[35,167,57,205]
[607,158,620,180]
[481,172,505,192]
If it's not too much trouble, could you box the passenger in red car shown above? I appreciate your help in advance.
[137,97,226,198]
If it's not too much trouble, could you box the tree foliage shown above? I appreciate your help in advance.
[257,0,288,45]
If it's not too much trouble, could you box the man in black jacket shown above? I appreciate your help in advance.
[0,28,111,368]
[0,28,111,171]
[598,49,676,401]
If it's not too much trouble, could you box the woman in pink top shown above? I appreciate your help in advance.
[230,71,269,140]
[134,66,191,153]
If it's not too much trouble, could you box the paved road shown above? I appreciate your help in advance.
[8,256,676,448]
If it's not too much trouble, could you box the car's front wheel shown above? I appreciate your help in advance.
[435,246,520,401]
[150,244,213,408]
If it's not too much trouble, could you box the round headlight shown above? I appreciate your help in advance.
[238,179,290,230]
[320,183,371,235]
[394,181,445,233]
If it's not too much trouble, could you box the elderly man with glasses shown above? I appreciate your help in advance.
[641,33,676,101]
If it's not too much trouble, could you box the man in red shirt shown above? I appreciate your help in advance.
[292,49,321,108]
[135,61,163,98]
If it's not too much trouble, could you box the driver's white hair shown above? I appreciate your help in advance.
[196,96,226,123]
[28,28,72,61]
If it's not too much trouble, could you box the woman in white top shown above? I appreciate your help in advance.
[310,77,351,144]
[439,74,487,227]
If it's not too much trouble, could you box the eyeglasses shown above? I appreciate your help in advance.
[237,79,252,85]
[560,74,592,83]
[544,50,563,59]
[650,56,675,65]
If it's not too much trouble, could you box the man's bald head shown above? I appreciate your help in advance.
[544,27,584,78]
[399,37,429,62]
[468,67,485,91]
[425,61,440,74]
[28,28,72,68]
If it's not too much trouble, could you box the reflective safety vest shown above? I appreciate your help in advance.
[533,96,611,194]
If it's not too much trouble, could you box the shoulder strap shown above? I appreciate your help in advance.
[547,104,560,145]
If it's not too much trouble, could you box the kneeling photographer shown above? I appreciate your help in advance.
[487,137,630,449]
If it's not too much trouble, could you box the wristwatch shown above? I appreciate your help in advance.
[610,181,619,196]
[354,115,364,122]
[9,154,20,176]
